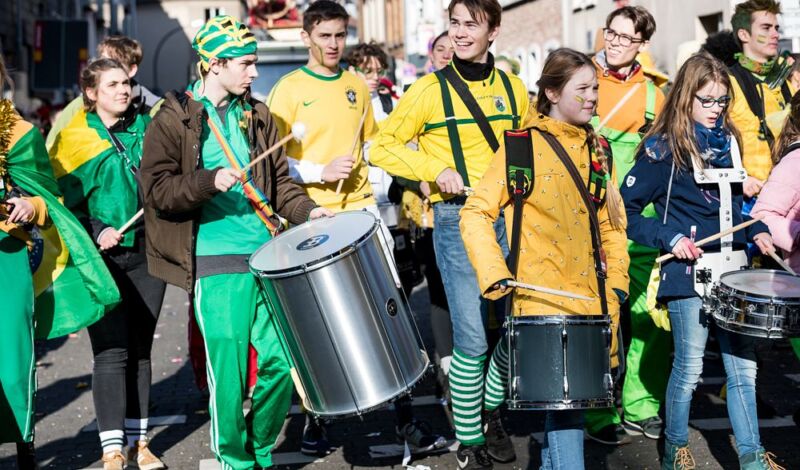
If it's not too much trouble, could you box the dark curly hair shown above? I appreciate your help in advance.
[343,42,388,70]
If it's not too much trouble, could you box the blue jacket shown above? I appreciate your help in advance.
[620,140,769,299]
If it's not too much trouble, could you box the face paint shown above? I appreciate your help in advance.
[574,95,586,104]
[756,34,768,44]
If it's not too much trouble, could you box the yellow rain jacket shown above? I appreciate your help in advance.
[460,114,630,365]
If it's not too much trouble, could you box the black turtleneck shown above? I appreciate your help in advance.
[452,52,495,82]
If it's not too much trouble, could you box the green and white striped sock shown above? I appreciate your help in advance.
[484,338,509,411]
[449,348,486,445]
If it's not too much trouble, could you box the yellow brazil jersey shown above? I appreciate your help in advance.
[267,66,378,211]
[370,66,529,204]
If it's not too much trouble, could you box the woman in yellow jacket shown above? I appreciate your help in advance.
[460,48,630,469]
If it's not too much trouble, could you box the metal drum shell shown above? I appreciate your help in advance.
[507,315,613,411]
[251,215,429,418]
[711,269,800,339]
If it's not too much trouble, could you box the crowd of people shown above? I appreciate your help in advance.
[1,0,799,469]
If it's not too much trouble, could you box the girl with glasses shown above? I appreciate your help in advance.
[621,52,784,470]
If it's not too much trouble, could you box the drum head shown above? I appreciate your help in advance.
[249,211,378,276]
[719,269,800,298]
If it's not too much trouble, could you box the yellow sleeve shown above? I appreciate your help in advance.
[459,145,513,299]
[362,83,378,142]
[515,80,530,129]
[26,196,49,227]
[266,80,294,139]
[370,79,450,182]
[598,162,630,297]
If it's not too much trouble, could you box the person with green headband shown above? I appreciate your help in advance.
[140,15,331,470]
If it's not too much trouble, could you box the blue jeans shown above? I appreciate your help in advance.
[540,410,584,470]
[665,297,761,456]
[433,202,508,357]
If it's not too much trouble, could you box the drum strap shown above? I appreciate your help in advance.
[538,131,609,318]
[503,129,534,277]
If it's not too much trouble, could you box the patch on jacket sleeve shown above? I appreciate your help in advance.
[626,175,636,187]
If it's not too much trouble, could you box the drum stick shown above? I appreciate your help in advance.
[241,122,307,174]
[336,105,370,194]
[504,279,594,301]
[655,218,761,264]
[117,209,143,235]
[767,248,798,276]
[597,82,641,131]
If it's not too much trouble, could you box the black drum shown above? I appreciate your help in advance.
[507,315,613,410]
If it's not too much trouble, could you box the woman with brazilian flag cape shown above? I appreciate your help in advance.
[0,98,119,447]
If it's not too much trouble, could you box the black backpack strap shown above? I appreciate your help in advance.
[497,69,520,129]
[504,129,534,276]
[435,70,471,187]
[439,65,501,152]
[730,63,776,149]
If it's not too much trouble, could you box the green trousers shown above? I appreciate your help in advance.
[586,245,671,432]
[0,232,36,444]
[194,273,293,470]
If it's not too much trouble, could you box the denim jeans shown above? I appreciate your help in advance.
[540,410,584,470]
[664,296,761,456]
[433,202,508,357]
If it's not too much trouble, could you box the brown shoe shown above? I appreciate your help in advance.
[127,440,166,470]
[102,450,126,470]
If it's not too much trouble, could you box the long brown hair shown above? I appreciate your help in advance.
[637,51,741,171]
[773,91,800,164]
[80,58,128,112]
[536,48,625,228]
[0,53,13,95]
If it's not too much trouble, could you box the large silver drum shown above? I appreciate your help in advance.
[711,269,800,338]
[249,211,429,418]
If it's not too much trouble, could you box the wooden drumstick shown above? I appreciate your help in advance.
[767,248,798,276]
[503,279,594,301]
[117,209,144,235]
[655,218,761,264]
[241,122,307,174]
[335,105,370,194]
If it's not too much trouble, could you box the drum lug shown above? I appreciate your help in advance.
[603,373,614,392]
[511,377,520,400]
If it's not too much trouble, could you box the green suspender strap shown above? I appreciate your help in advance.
[497,70,520,128]
[434,65,520,187]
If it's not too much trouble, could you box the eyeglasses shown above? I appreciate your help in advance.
[694,95,731,108]
[355,66,387,78]
[603,28,645,48]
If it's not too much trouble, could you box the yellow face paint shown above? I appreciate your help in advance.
[574,95,586,104]
[756,34,768,44]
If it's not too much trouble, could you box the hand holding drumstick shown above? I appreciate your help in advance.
[335,105,370,194]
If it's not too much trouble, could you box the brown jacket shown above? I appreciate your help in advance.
[140,91,317,291]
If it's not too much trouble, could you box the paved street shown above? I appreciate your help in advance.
[1,282,799,470]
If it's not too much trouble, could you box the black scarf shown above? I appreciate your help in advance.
[453,52,495,82]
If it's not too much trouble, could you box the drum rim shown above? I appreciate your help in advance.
[506,314,610,326]
[506,397,614,410]
[718,269,800,301]
[249,215,380,278]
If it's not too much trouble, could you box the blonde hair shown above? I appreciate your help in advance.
[637,51,741,171]
[536,48,625,228]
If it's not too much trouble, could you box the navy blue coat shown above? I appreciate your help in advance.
[620,147,769,299]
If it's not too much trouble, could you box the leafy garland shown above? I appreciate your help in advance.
[0,99,15,180]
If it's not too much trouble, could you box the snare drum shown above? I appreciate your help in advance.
[711,269,800,339]
[249,211,429,418]
[507,315,614,410]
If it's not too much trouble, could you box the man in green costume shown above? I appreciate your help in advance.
[140,16,331,470]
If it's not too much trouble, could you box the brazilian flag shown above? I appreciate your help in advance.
[4,109,119,339]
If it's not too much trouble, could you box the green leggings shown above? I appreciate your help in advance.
[194,273,293,470]
[0,233,36,444]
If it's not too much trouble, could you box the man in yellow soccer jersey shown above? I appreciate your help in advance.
[369,1,529,468]
[266,0,445,458]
